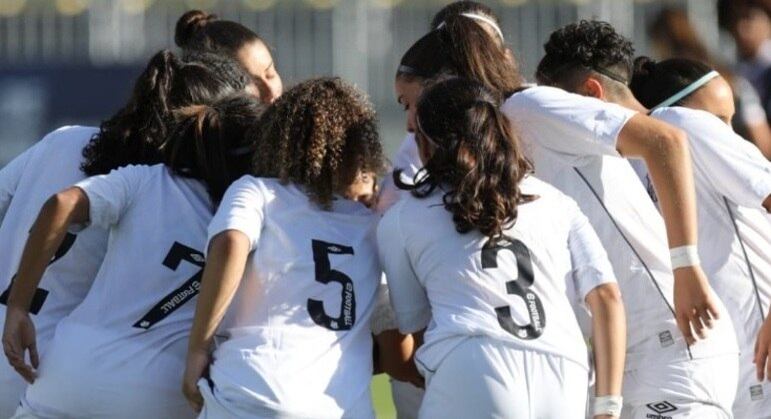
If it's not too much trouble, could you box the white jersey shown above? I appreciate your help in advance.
[377,133,422,214]
[650,107,771,416]
[0,126,106,418]
[377,176,617,375]
[21,164,211,418]
[205,176,380,419]
[500,86,738,370]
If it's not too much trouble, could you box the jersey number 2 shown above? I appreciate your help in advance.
[0,232,77,314]
[482,239,545,340]
[133,242,205,330]
[308,240,356,331]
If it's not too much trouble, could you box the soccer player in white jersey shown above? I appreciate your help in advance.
[374,4,508,417]
[534,20,743,417]
[627,56,771,419]
[2,94,263,418]
[393,16,739,418]
[182,78,386,418]
[379,77,626,418]
[0,50,253,418]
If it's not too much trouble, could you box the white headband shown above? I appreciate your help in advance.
[437,12,505,43]
[651,70,720,111]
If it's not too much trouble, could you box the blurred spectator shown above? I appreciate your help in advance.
[651,6,771,158]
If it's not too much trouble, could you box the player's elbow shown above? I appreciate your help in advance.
[648,126,688,161]
[586,283,624,313]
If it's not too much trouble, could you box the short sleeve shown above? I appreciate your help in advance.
[656,108,771,208]
[566,199,617,301]
[376,134,424,214]
[0,145,34,222]
[502,86,636,159]
[75,164,151,229]
[377,203,431,334]
[207,175,266,253]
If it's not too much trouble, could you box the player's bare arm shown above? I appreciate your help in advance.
[374,330,424,388]
[182,229,250,412]
[617,114,718,345]
[585,283,626,418]
[2,187,89,383]
[755,315,771,382]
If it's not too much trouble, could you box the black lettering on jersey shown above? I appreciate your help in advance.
[0,232,77,314]
[308,240,356,331]
[481,238,545,340]
[133,242,205,330]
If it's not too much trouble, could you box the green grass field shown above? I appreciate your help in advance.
[371,375,396,419]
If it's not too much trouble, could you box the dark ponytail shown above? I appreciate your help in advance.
[163,94,264,204]
[175,10,262,57]
[397,15,521,101]
[81,50,250,176]
[402,77,535,244]
[630,56,714,108]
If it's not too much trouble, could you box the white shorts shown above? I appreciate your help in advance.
[418,337,588,419]
[0,361,25,419]
[622,353,739,419]
[733,350,771,419]
[390,379,424,419]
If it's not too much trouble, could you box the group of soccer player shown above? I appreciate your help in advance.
[0,1,769,418]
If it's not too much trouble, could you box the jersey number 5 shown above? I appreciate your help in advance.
[482,239,545,340]
[309,240,356,331]
[0,232,77,314]
[133,242,205,330]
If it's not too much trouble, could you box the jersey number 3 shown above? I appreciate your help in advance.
[309,240,356,331]
[482,239,545,340]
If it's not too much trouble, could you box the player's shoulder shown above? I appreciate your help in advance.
[651,106,721,128]
[517,175,581,219]
[40,125,98,146]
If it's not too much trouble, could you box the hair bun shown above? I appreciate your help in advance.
[633,56,657,78]
[175,10,218,49]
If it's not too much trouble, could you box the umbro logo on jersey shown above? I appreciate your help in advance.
[750,384,764,401]
[645,401,677,419]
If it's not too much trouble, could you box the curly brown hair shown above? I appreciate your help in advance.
[400,77,535,245]
[252,77,385,208]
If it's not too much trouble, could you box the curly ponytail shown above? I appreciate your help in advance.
[403,77,535,244]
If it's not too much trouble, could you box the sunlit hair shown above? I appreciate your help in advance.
[430,1,500,31]
[175,10,263,57]
[80,50,250,176]
[536,20,634,90]
[398,78,536,244]
[397,14,522,101]
[630,56,714,108]
[251,77,385,209]
[163,93,264,204]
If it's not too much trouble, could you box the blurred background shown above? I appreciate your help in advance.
[2,0,770,416]
[3,0,771,166]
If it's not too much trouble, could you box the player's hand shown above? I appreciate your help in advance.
[182,347,210,413]
[2,306,39,384]
[754,315,771,381]
[673,265,720,345]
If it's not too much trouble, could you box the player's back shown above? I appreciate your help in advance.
[206,176,381,418]
[22,163,208,418]
[382,176,602,376]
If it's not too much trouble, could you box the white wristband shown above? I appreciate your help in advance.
[670,245,700,270]
[592,395,623,417]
